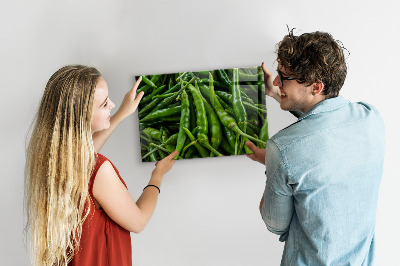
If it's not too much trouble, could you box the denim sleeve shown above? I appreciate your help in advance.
[260,140,294,241]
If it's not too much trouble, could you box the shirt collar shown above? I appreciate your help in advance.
[298,95,350,121]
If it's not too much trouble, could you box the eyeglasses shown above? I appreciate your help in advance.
[277,70,297,86]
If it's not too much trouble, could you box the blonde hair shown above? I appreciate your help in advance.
[25,65,101,265]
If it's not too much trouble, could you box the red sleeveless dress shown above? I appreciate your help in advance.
[69,153,132,266]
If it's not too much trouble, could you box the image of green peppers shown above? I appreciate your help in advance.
[136,67,268,161]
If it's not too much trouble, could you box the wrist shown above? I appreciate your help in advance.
[112,109,127,124]
[150,171,163,184]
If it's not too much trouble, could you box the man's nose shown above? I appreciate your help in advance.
[273,75,281,87]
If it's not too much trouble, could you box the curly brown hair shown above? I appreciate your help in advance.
[277,30,348,98]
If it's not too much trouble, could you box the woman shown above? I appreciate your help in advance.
[24,65,177,265]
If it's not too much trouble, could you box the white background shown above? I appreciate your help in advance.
[1,0,399,265]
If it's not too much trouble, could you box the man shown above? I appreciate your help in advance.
[246,31,385,265]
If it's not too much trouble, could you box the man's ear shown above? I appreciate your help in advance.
[312,82,324,96]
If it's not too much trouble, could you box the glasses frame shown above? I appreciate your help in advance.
[277,70,297,86]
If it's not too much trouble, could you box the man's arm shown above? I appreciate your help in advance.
[245,139,294,238]
[261,62,301,119]
[261,62,282,103]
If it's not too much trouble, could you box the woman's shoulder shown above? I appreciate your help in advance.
[94,153,127,188]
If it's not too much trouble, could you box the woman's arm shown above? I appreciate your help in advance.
[93,150,178,233]
[92,77,144,152]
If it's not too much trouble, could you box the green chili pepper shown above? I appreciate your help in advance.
[187,83,206,136]
[148,151,158,162]
[258,115,269,149]
[157,148,167,159]
[150,143,173,154]
[224,108,235,118]
[214,91,267,114]
[151,77,195,113]
[181,140,197,158]
[243,83,259,96]
[214,91,237,104]
[216,69,232,87]
[182,127,209,158]
[167,75,175,90]
[151,93,176,100]
[181,126,200,158]
[257,66,266,105]
[142,133,179,160]
[143,135,158,162]
[222,126,236,150]
[183,146,196,159]
[160,115,181,122]
[143,127,163,141]
[159,126,170,141]
[238,70,263,81]
[232,68,247,132]
[175,72,186,81]
[164,133,179,145]
[189,94,196,131]
[208,73,266,146]
[246,121,260,135]
[191,126,199,136]
[220,139,235,155]
[137,75,162,94]
[195,70,211,78]
[139,105,182,123]
[196,80,234,113]
[199,78,229,89]
[233,68,250,153]
[142,75,157,88]
[202,97,222,155]
[141,85,167,103]
[138,81,182,118]
[187,82,223,157]
[175,89,190,159]
[140,134,152,143]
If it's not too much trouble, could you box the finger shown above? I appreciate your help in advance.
[135,90,145,102]
[261,62,272,77]
[131,76,142,94]
[246,153,257,161]
[245,141,258,152]
[166,150,178,160]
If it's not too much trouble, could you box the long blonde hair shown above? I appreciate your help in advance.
[25,65,101,265]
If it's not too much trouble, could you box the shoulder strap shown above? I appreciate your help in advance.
[88,153,108,199]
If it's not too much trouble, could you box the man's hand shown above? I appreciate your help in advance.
[245,141,266,165]
[262,62,281,103]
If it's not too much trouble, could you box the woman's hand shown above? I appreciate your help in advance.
[245,141,266,165]
[115,76,144,120]
[261,62,281,103]
[152,150,178,179]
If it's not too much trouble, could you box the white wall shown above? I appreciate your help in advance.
[1,0,399,265]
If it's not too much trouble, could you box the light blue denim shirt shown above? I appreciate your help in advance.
[261,96,385,266]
